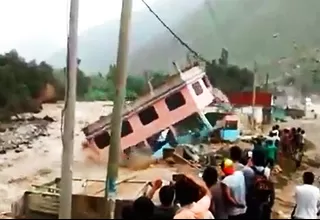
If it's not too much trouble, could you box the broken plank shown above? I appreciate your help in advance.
[172,152,200,170]
[93,174,137,195]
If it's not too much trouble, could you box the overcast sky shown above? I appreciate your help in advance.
[0,0,156,60]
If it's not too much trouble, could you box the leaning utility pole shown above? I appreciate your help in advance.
[251,61,257,131]
[105,0,132,218]
[59,0,79,219]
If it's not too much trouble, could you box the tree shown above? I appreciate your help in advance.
[0,50,61,119]
[205,50,254,93]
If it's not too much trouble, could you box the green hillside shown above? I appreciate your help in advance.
[47,0,203,74]
[129,0,320,74]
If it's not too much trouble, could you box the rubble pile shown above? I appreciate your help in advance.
[0,116,54,154]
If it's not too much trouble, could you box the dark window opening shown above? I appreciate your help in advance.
[138,106,159,125]
[94,131,110,149]
[123,146,132,156]
[121,120,133,137]
[202,76,211,88]
[165,92,186,111]
[225,121,238,130]
[192,82,203,95]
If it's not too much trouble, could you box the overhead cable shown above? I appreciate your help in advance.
[141,0,210,64]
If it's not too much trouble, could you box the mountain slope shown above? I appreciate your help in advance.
[48,0,203,74]
[130,0,320,73]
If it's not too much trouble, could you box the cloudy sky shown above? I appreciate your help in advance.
[0,0,156,60]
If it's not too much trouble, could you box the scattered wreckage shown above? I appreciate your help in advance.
[10,63,241,219]
[10,145,220,219]
[81,62,237,165]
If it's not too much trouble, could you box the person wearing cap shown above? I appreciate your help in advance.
[220,159,247,219]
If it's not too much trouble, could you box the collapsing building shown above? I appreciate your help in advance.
[82,62,225,162]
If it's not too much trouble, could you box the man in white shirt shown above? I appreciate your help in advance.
[293,171,320,219]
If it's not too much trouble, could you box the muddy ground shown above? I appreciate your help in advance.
[0,101,320,219]
[272,116,320,218]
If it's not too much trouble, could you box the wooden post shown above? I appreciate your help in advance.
[59,0,79,218]
[105,0,132,218]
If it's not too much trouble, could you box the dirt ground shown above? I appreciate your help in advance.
[1,101,320,219]
[271,104,320,218]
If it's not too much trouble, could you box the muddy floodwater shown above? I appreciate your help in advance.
[0,102,114,212]
[1,101,320,219]
[0,102,198,214]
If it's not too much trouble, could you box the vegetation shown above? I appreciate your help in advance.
[130,0,320,74]
[205,49,254,92]
[0,50,58,119]
[48,0,320,75]
[0,48,255,121]
[0,50,172,119]
[1,46,318,121]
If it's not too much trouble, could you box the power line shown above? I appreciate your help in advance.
[141,0,210,64]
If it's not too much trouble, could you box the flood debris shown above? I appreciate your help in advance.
[81,63,235,166]
[0,116,53,154]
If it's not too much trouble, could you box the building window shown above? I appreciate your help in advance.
[121,120,133,137]
[94,131,110,149]
[202,76,211,88]
[192,81,203,95]
[138,106,159,125]
[165,92,186,111]
[225,121,238,130]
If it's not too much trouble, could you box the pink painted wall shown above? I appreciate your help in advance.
[87,77,215,162]
[120,86,198,149]
[187,78,214,110]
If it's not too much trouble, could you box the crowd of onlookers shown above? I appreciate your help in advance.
[121,125,320,219]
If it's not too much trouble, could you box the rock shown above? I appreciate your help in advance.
[27,145,33,149]
[43,115,55,122]
[5,144,15,150]
[39,132,47,137]
[14,148,23,153]
[0,149,6,154]
[13,144,19,149]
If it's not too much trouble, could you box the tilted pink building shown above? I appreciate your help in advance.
[82,63,215,162]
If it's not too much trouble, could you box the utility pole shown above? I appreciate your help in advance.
[59,0,79,219]
[252,61,257,131]
[105,0,132,218]
[265,72,269,91]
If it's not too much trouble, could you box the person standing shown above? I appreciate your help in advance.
[264,139,278,169]
[220,159,247,219]
[292,171,320,219]
[230,146,245,171]
[243,151,274,219]
[202,166,228,219]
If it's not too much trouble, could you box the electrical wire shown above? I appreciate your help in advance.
[141,0,210,64]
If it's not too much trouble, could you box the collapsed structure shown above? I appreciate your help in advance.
[82,62,227,162]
